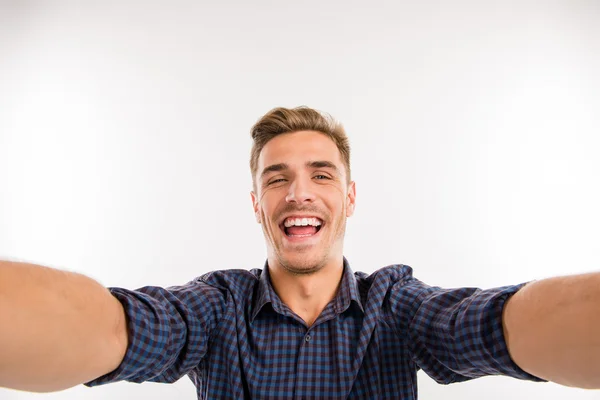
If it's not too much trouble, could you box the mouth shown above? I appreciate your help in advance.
[279,216,324,240]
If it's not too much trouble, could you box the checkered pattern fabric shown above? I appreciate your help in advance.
[85,259,544,398]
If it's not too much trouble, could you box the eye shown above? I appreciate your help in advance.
[268,178,286,185]
[314,175,331,180]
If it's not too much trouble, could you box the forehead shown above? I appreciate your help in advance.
[257,130,344,173]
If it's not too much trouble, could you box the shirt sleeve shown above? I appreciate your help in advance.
[391,277,546,385]
[84,279,227,386]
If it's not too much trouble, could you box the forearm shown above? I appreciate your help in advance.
[503,272,600,388]
[0,260,128,392]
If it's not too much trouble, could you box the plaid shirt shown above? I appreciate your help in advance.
[86,259,544,398]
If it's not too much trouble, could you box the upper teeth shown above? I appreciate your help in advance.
[284,217,322,228]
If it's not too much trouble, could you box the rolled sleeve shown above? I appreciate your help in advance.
[85,280,226,386]
[394,278,546,384]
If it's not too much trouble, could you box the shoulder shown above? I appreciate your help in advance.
[193,268,262,295]
[355,264,435,328]
[355,263,417,292]
[352,264,430,317]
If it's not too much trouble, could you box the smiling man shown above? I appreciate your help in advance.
[250,121,356,327]
[3,107,600,399]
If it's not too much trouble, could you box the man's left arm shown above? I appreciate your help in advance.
[503,272,600,388]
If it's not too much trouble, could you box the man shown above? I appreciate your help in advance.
[1,106,599,398]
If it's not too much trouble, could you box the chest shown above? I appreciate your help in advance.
[192,309,417,399]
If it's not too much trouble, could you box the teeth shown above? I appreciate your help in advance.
[283,217,323,228]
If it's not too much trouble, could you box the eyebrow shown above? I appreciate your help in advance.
[260,160,341,180]
[306,160,340,174]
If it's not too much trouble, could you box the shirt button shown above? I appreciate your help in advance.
[305,335,311,342]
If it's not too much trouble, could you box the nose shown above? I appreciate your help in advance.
[285,177,316,204]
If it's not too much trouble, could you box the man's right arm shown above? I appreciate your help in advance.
[0,260,128,392]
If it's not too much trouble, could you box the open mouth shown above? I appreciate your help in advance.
[280,216,324,237]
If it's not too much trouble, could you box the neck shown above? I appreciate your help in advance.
[268,256,344,327]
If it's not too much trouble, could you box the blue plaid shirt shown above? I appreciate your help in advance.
[85,260,544,398]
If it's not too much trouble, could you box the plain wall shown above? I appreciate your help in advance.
[1,0,599,399]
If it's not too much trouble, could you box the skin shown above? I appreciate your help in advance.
[251,130,356,326]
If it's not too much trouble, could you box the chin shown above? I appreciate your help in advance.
[277,253,327,276]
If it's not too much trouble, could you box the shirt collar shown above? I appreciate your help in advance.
[250,257,364,323]
[334,257,365,314]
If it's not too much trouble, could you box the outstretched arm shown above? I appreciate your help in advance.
[0,260,128,392]
[503,272,600,388]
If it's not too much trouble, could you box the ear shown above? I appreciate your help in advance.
[346,181,356,217]
[250,191,261,223]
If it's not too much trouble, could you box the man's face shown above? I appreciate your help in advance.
[251,130,356,275]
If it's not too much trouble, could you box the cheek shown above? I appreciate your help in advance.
[323,187,348,212]
[258,190,281,224]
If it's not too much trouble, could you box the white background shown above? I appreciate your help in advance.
[1,0,599,399]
